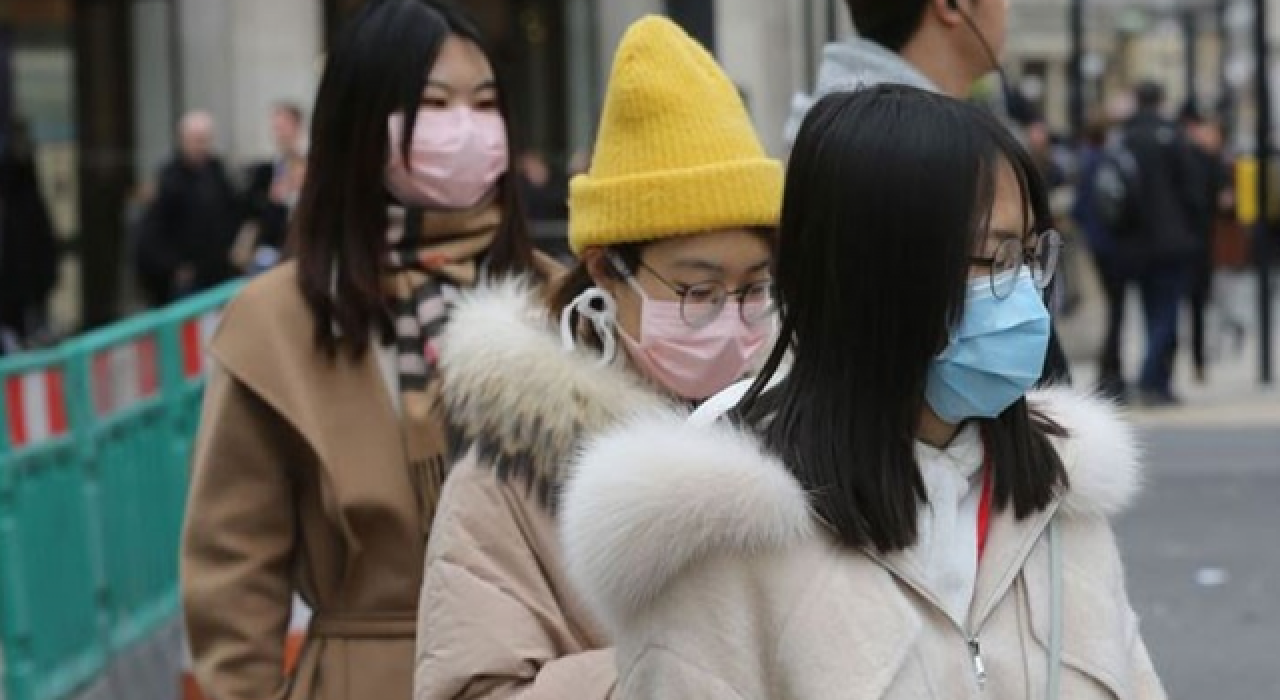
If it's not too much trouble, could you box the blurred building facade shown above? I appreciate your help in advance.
[1,0,1277,330]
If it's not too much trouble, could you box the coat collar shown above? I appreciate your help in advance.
[436,277,671,510]
[561,387,1143,633]
[213,263,412,550]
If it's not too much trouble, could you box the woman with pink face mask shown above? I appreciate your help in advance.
[181,3,558,699]
[412,16,782,700]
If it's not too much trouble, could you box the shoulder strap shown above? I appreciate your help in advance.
[1047,516,1064,700]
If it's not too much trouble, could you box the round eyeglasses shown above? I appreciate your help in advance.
[969,229,1064,300]
[635,261,775,329]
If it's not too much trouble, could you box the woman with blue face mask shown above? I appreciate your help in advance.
[560,85,1167,700]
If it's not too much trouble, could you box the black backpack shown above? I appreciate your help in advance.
[1092,136,1143,237]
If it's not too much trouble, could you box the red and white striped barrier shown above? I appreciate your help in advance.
[91,336,160,417]
[4,369,69,449]
[181,312,222,380]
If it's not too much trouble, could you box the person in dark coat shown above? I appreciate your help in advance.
[516,150,569,221]
[0,120,59,348]
[1073,116,1131,399]
[1179,107,1229,383]
[135,111,241,306]
[1119,83,1208,406]
[236,103,307,274]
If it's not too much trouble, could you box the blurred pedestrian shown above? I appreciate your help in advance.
[414,16,782,700]
[134,111,240,306]
[567,149,591,176]
[562,85,1166,700]
[1026,116,1067,190]
[0,119,59,349]
[1074,115,1131,399]
[787,0,1071,386]
[1179,107,1230,383]
[234,102,308,275]
[515,149,567,222]
[1120,82,1207,406]
[180,3,555,699]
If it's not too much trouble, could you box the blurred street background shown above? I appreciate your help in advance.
[1,0,1279,699]
[0,0,1274,332]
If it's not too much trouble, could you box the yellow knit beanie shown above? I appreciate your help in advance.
[568,16,783,253]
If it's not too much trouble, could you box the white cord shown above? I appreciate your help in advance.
[560,288,619,367]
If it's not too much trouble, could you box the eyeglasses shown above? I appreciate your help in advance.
[969,229,1063,300]
[632,260,776,329]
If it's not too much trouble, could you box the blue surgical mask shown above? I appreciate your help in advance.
[925,270,1051,424]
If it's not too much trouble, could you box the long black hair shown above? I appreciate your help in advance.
[738,85,1068,553]
[294,0,538,358]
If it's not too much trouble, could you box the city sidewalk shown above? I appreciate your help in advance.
[1056,248,1280,429]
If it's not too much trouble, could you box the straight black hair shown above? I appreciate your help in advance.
[294,0,539,358]
[738,85,1068,553]
[844,0,930,53]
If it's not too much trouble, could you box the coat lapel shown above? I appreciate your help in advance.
[212,264,416,554]
[968,501,1058,632]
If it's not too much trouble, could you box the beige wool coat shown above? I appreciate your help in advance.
[561,388,1168,700]
[182,262,423,700]
[181,259,558,700]
[414,280,671,700]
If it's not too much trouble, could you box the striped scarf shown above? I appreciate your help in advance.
[385,203,500,533]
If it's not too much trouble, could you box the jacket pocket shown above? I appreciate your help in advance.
[1023,543,1139,700]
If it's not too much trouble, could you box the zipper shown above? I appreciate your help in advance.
[862,502,1062,696]
[865,551,988,693]
[968,637,988,691]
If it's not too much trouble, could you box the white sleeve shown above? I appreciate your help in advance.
[689,379,755,427]
[689,362,790,427]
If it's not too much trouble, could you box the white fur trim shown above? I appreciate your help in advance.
[561,410,814,632]
[438,278,668,492]
[1029,387,1144,518]
[561,387,1142,628]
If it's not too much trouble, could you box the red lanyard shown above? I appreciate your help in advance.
[976,431,995,562]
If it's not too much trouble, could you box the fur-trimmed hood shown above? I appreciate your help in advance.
[436,277,671,509]
[561,387,1143,632]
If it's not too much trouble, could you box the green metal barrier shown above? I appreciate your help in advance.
[0,281,243,700]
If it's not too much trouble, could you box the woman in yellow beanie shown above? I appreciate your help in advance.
[413,15,782,700]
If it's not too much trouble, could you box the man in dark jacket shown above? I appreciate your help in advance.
[135,111,241,306]
[237,103,306,274]
[1120,82,1208,405]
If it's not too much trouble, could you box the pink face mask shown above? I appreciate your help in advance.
[386,106,509,209]
[619,282,774,401]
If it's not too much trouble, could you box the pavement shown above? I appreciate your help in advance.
[1118,426,1279,699]
[1056,249,1280,698]
[1055,244,1280,428]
